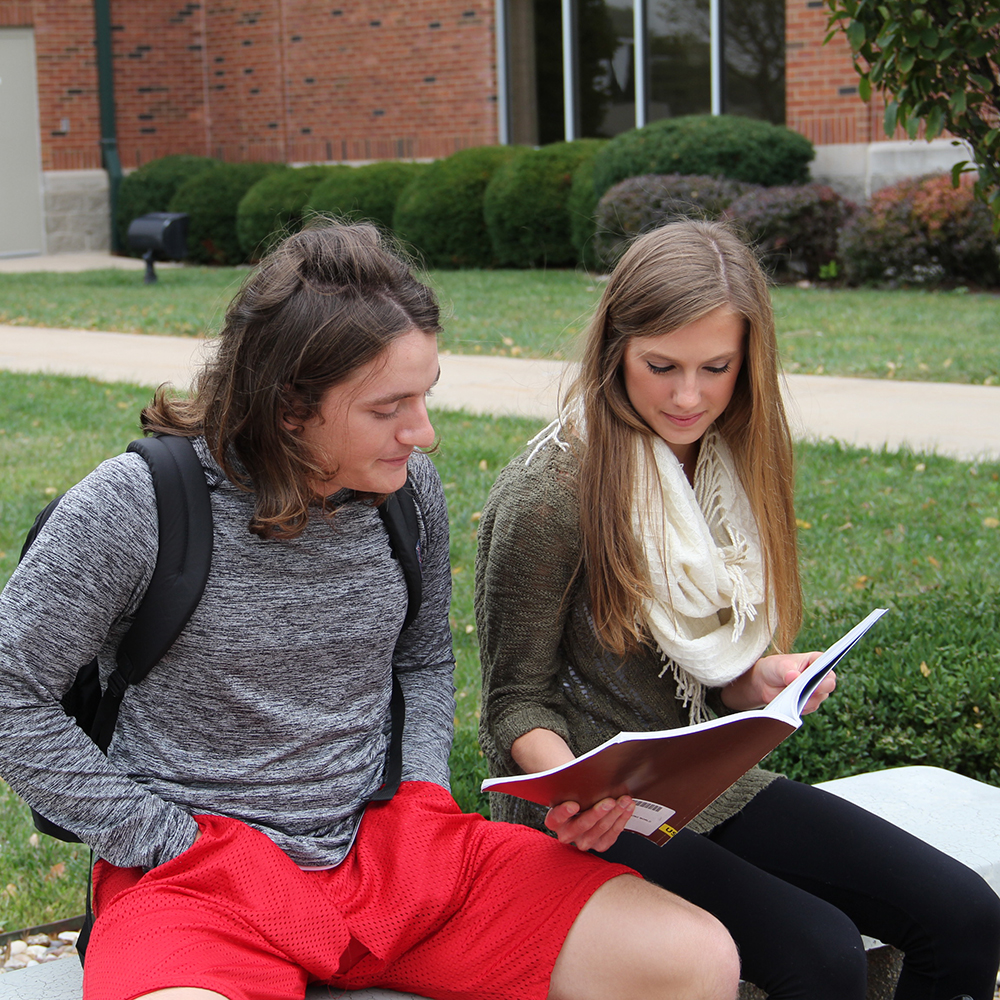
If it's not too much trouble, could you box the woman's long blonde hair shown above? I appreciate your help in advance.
[566,219,801,656]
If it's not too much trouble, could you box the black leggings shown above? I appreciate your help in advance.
[599,778,1000,1000]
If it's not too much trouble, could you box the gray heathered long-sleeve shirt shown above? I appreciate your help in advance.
[0,440,455,871]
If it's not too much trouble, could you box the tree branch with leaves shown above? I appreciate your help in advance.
[825,0,1000,227]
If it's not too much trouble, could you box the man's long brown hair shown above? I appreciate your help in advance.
[142,222,441,539]
[565,219,801,656]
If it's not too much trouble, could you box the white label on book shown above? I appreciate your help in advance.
[625,799,676,836]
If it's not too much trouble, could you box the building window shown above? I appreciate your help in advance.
[500,0,783,143]
[648,0,710,119]
[721,0,785,124]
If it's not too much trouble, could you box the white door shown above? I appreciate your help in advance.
[0,27,45,256]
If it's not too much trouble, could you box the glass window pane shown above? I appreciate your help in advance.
[533,0,566,144]
[647,0,711,120]
[578,0,636,138]
[722,0,785,124]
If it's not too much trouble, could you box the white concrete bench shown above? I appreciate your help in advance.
[0,957,427,1000]
[815,765,1000,895]
[4,766,999,1000]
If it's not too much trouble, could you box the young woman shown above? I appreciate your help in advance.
[476,219,1000,1000]
[0,223,741,1000]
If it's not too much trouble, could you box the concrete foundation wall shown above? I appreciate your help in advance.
[810,139,975,202]
[42,169,110,253]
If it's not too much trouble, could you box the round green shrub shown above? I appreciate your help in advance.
[393,145,524,268]
[770,588,1000,788]
[236,165,337,260]
[483,139,607,268]
[169,161,286,265]
[567,154,605,271]
[307,161,428,233]
[837,173,1000,288]
[116,154,218,254]
[591,115,815,199]
[724,183,855,281]
[593,173,757,268]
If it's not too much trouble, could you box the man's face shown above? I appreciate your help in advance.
[297,328,439,496]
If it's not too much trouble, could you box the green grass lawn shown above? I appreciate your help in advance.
[0,267,998,383]
[1,370,998,931]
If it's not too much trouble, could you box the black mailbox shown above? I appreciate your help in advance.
[127,212,189,283]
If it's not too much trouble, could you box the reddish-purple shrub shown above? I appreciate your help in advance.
[724,183,854,280]
[593,173,757,268]
[838,174,999,287]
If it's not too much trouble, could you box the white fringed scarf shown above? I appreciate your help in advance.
[634,426,773,723]
[525,415,774,724]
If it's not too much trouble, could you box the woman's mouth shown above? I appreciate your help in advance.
[664,412,704,428]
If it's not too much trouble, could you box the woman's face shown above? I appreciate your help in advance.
[621,306,745,466]
[296,328,439,496]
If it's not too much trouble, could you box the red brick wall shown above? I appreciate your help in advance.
[111,0,209,168]
[10,0,919,177]
[1,0,104,169]
[785,0,913,146]
[4,0,499,172]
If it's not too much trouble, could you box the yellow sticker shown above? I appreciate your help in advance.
[658,823,678,839]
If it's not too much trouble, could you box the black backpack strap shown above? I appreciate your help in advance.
[377,479,422,630]
[369,480,422,802]
[90,435,214,752]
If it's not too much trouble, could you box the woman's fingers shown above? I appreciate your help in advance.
[545,796,635,852]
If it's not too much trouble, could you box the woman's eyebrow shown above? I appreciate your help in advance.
[641,350,737,364]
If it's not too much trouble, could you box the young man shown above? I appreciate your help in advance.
[0,223,739,1000]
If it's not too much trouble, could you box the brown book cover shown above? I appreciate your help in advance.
[483,608,887,846]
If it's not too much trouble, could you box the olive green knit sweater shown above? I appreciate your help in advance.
[475,435,778,835]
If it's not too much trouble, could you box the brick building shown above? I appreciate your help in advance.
[0,0,967,256]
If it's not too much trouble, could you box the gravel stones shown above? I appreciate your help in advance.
[0,931,79,972]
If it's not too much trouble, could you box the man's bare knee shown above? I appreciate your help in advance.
[549,874,739,1000]
[135,990,231,1000]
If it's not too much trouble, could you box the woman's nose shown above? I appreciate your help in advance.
[673,376,700,409]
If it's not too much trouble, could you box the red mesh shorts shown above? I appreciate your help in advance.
[84,781,635,1000]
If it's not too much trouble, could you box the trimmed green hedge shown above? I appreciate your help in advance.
[484,139,606,268]
[169,161,286,265]
[770,588,1000,786]
[116,154,217,255]
[592,115,815,200]
[568,153,606,271]
[307,161,428,233]
[393,145,524,268]
[236,165,337,260]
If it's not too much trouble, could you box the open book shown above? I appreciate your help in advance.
[483,607,888,846]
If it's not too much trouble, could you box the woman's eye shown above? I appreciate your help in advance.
[706,363,732,374]
[645,362,673,374]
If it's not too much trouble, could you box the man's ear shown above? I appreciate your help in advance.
[281,390,312,433]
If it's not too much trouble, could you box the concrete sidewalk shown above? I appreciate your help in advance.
[2,323,998,462]
[0,252,183,273]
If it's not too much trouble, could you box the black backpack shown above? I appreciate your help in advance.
[19,433,422,843]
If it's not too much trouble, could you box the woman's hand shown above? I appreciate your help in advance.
[720,651,833,713]
[544,796,636,853]
[511,727,634,852]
